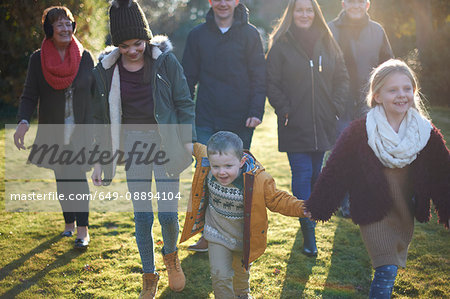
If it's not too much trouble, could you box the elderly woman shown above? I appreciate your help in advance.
[14,6,94,248]
[266,0,349,257]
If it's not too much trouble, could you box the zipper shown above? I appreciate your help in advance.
[310,59,318,150]
[318,56,322,72]
[157,73,170,89]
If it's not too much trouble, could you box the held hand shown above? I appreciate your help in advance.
[245,117,262,128]
[304,210,312,219]
[14,123,29,150]
[184,142,194,155]
[91,163,103,186]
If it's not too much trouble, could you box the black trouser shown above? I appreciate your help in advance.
[54,166,90,227]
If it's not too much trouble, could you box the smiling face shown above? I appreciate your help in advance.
[51,17,73,48]
[374,72,414,123]
[118,39,146,64]
[210,0,239,24]
[208,151,244,187]
[293,0,315,30]
[342,0,370,20]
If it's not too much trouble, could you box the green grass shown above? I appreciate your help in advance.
[0,105,449,298]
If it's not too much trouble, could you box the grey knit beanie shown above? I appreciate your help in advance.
[109,0,152,46]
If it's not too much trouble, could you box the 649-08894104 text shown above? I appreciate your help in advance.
[94,191,182,201]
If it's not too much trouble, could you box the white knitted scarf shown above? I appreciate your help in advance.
[366,105,432,168]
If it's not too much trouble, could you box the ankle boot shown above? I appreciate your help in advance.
[163,250,185,292]
[138,272,159,299]
[300,218,317,256]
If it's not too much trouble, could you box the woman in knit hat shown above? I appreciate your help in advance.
[91,0,196,297]
[14,6,95,249]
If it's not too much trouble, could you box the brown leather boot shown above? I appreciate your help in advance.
[163,250,185,292]
[138,272,159,299]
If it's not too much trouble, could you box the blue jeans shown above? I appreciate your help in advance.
[369,265,398,298]
[124,130,179,273]
[196,126,254,150]
[287,152,324,254]
[287,152,325,202]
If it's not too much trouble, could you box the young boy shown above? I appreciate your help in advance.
[180,131,306,298]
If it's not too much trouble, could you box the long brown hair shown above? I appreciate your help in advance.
[268,0,333,51]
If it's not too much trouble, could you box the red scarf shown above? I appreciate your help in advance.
[40,36,83,90]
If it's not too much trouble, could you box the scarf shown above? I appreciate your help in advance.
[40,36,83,90]
[366,105,432,168]
[290,23,321,59]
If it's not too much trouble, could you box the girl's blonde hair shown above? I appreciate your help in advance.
[366,59,428,118]
[267,0,334,51]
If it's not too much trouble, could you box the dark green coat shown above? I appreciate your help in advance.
[92,36,196,183]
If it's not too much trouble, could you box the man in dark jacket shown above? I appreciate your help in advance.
[329,0,393,217]
[182,0,266,252]
[182,0,265,151]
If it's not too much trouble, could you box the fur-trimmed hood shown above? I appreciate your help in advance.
[98,35,173,69]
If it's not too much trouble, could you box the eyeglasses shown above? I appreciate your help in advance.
[53,22,73,30]
[345,0,367,6]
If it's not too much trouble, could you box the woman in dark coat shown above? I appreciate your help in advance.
[14,6,94,248]
[266,0,349,256]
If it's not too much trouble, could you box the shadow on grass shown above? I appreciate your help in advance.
[280,228,317,298]
[0,234,63,282]
[158,250,212,298]
[0,246,85,298]
[323,217,372,299]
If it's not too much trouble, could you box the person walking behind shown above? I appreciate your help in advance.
[305,59,450,298]
[329,0,394,217]
[266,0,349,257]
[14,6,94,249]
[182,0,266,252]
[91,0,196,297]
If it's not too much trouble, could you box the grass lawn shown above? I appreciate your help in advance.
[0,105,449,298]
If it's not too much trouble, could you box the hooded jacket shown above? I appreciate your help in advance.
[266,27,349,152]
[180,143,305,270]
[305,118,450,228]
[92,36,196,182]
[182,3,266,131]
[328,11,394,119]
